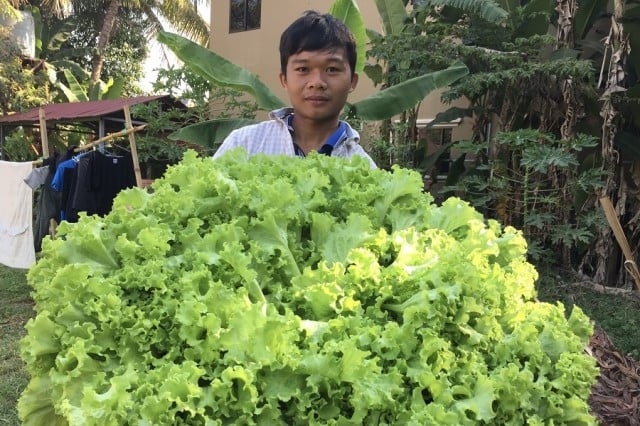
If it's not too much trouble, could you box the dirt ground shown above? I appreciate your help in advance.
[588,328,640,425]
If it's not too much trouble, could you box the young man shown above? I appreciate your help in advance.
[213,11,376,168]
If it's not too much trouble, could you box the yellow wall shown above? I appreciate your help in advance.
[210,1,472,140]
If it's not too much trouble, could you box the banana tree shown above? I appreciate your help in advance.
[159,0,468,148]
[575,0,640,286]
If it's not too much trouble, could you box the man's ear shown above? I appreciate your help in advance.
[279,72,288,89]
[350,72,359,92]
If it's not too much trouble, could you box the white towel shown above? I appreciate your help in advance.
[0,160,36,269]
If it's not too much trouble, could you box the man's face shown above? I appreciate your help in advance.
[279,48,358,124]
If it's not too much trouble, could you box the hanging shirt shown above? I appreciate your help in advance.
[0,161,36,268]
[24,164,60,252]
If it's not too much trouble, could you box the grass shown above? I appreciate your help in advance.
[536,270,640,359]
[0,265,33,426]
[1,263,639,424]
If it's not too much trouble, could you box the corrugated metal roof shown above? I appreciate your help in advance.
[0,95,184,125]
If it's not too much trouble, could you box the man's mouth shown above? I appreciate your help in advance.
[305,96,329,102]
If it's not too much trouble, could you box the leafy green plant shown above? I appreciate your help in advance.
[20,150,598,424]
[443,129,607,264]
[127,101,204,178]
[2,127,37,162]
[0,26,49,116]
[152,64,259,122]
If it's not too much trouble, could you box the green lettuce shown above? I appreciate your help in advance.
[20,149,598,425]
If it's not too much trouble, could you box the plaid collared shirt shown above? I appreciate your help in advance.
[213,108,377,168]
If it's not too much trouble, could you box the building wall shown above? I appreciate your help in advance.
[210,1,473,140]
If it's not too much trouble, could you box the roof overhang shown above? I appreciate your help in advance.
[0,95,187,129]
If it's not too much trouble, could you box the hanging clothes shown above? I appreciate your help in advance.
[51,153,82,221]
[91,151,136,216]
[0,160,36,269]
[51,150,135,223]
[24,154,62,252]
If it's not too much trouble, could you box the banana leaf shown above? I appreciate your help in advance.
[158,31,286,112]
[417,139,456,173]
[427,106,474,128]
[168,118,257,148]
[614,129,640,160]
[573,0,608,41]
[329,0,368,73]
[515,0,554,38]
[374,0,408,36]
[60,69,89,102]
[346,61,469,121]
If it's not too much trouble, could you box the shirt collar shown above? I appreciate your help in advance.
[285,114,346,157]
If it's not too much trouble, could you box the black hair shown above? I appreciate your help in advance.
[279,10,357,77]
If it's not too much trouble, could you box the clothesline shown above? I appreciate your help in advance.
[75,124,148,153]
[31,124,147,166]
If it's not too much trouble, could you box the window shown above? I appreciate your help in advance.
[230,0,261,33]
[418,125,453,175]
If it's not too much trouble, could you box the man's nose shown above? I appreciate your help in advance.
[307,70,327,89]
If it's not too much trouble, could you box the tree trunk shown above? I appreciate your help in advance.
[90,0,120,84]
[555,0,579,266]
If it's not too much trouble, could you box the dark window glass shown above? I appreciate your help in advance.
[418,127,453,174]
[230,0,261,33]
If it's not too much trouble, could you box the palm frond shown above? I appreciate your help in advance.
[157,0,209,46]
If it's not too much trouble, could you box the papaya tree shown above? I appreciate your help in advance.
[363,0,509,170]
[388,0,613,269]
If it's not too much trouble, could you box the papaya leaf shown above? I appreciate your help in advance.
[424,0,508,24]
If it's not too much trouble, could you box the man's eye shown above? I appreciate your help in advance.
[327,67,339,72]
[296,67,308,72]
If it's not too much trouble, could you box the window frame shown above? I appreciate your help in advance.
[229,0,261,33]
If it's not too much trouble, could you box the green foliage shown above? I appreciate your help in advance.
[536,269,640,360]
[443,129,607,263]
[2,127,36,162]
[128,101,202,177]
[0,28,49,115]
[153,64,259,121]
[20,151,598,424]
[146,66,260,160]
[158,31,286,112]
[345,62,468,120]
[417,0,509,24]
[55,6,147,95]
